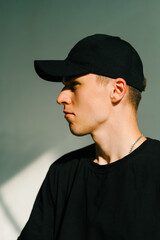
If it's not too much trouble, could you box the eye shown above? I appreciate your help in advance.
[64,81,80,91]
[70,82,79,90]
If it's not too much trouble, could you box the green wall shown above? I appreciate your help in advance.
[1,0,160,237]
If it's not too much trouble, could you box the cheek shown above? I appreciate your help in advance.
[82,97,108,120]
[92,96,110,121]
[74,89,109,117]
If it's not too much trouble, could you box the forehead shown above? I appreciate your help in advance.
[62,73,110,86]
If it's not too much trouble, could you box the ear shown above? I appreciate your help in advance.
[110,78,127,104]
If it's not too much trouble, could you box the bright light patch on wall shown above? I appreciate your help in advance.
[0,149,58,240]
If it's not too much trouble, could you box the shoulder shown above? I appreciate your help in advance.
[146,137,160,153]
[48,143,95,175]
[142,137,160,173]
[44,144,95,199]
[140,138,160,161]
[128,138,160,170]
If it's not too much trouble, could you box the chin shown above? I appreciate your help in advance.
[69,125,90,137]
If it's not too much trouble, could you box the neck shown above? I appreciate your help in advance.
[91,108,146,165]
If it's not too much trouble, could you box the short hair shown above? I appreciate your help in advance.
[96,75,146,111]
[127,77,146,111]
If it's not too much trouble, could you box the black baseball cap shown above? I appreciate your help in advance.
[34,34,145,92]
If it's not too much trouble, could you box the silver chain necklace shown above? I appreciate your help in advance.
[129,134,143,154]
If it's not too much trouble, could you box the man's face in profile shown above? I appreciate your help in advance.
[57,74,112,136]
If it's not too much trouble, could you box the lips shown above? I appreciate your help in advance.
[63,110,75,118]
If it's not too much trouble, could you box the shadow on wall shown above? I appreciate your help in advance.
[0,193,21,236]
[0,134,92,239]
[0,147,60,239]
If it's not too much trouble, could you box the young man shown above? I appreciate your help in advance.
[18,34,160,239]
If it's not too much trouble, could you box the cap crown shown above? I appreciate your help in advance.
[67,34,144,91]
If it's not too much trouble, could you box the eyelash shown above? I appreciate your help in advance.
[64,82,79,91]
[71,83,79,91]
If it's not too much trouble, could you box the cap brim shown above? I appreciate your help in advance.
[34,60,90,82]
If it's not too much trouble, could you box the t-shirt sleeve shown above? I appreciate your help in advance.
[17,166,55,240]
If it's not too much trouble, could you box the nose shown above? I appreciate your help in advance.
[57,89,72,105]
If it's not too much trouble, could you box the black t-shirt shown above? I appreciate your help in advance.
[18,138,160,240]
